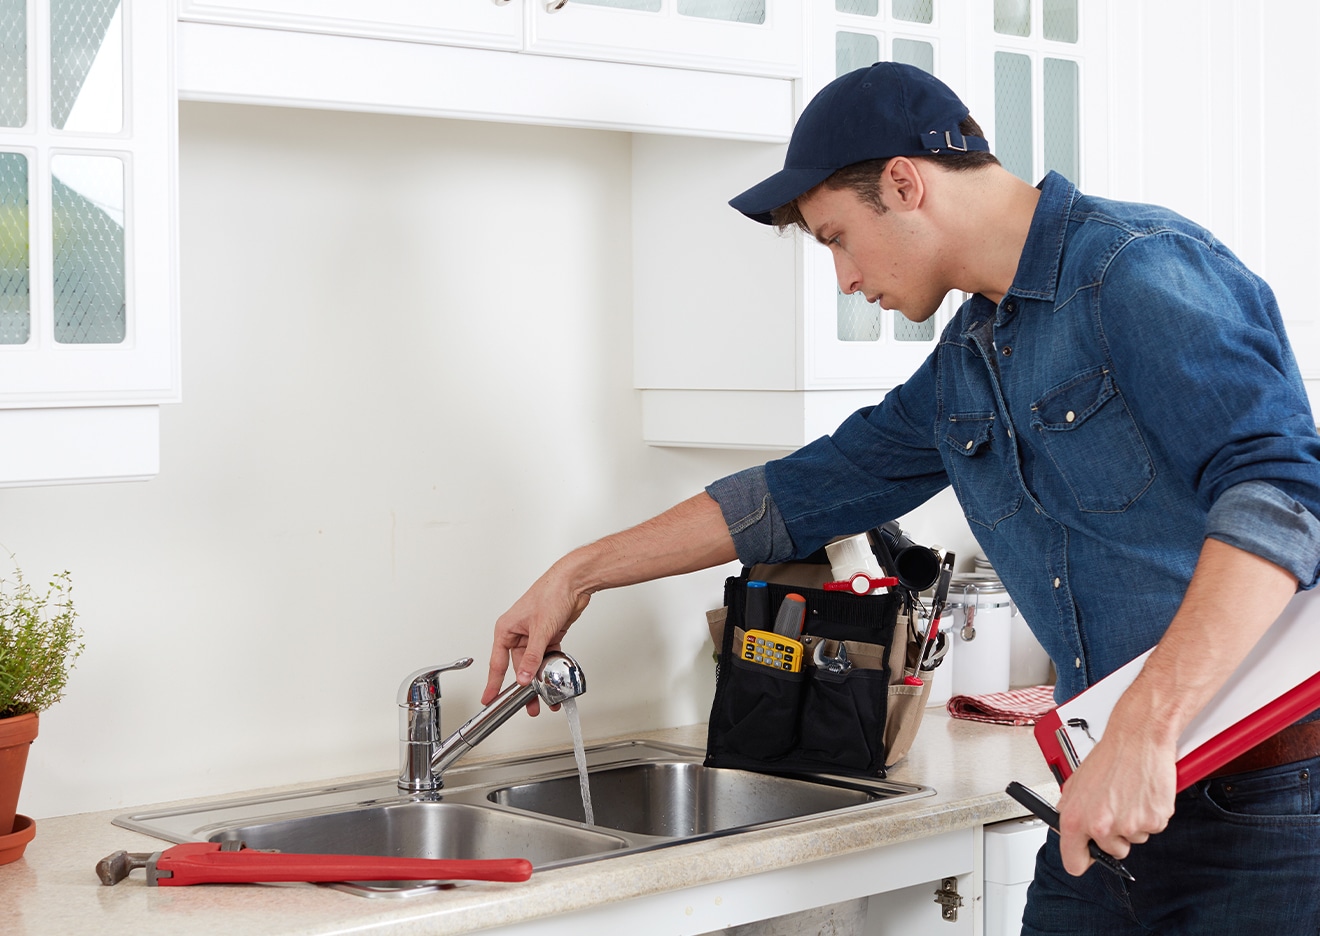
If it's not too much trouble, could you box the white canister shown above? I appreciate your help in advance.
[946,573,1014,697]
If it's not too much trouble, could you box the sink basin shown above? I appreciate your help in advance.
[492,762,875,837]
[210,801,627,865]
[114,740,933,897]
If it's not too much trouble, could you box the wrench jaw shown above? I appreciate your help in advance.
[97,839,246,886]
[811,639,853,676]
[95,850,163,886]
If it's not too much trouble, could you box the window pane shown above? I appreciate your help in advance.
[1043,0,1079,42]
[894,308,934,341]
[52,154,124,344]
[995,51,1033,183]
[837,0,879,16]
[994,0,1031,36]
[838,290,881,342]
[892,0,933,25]
[678,0,764,24]
[837,31,880,77]
[0,0,26,128]
[0,151,28,345]
[892,38,934,75]
[1044,58,1079,182]
[51,0,123,133]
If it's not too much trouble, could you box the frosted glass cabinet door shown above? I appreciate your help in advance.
[800,0,968,389]
[0,0,178,405]
[527,0,803,77]
[178,0,523,50]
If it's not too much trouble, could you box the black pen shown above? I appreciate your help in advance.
[1005,781,1136,883]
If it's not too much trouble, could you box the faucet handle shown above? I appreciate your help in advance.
[397,658,473,706]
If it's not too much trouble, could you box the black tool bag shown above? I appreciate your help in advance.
[704,560,935,779]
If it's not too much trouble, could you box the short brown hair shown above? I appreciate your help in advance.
[770,115,999,233]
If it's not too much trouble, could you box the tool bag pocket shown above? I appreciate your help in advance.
[705,562,929,779]
[711,632,806,761]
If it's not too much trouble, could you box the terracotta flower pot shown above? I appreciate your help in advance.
[0,712,38,864]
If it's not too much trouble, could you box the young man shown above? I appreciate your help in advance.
[485,63,1320,932]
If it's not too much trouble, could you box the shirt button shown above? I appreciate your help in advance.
[1005,300,1016,313]
[1001,345,1013,357]
[965,440,974,450]
[1074,657,1082,669]
[1065,411,1076,423]
[1053,577,1060,588]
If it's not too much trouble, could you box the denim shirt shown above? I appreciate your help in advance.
[708,172,1320,702]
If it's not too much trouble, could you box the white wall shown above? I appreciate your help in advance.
[1,105,739,818]
[0,102,977,819]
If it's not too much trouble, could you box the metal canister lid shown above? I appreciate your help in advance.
[944,572,1014,608]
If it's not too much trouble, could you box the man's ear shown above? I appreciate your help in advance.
[883,157,925,211]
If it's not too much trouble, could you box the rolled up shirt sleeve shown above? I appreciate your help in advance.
[705,465,798,566]
[1206,480,1320,589]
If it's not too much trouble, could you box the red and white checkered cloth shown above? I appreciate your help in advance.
[946,685,1057,726]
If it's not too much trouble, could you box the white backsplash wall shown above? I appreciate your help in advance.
[0,103,978,819]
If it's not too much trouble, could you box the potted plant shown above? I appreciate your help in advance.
[0,564,82,865]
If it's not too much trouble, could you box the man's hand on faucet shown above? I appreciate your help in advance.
[484,558,590,717]
[483,493,738,715]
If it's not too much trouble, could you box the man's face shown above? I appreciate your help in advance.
[797,177,945,322]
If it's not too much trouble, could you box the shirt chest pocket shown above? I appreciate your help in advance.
[942,413,1023,530]
[1029,367,1155,512]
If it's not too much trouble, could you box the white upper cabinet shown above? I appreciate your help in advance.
[179,0,802,78]
[797,0,971,393]
[175,2,797,143]
[178,0,523,50]
[527,0,803,77]
[637,0,1111,449]
[1104,0,1316,413]
[0,0,178,486]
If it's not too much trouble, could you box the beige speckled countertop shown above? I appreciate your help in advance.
[0,713,1055,936]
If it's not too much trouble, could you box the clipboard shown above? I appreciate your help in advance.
[1035,586,1320,791]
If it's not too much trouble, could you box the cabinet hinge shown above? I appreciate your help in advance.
[933,877,964,922]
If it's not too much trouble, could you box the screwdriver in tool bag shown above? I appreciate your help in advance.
[772,593,807,637]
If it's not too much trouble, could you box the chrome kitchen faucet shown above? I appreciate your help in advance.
[397,652,587,792]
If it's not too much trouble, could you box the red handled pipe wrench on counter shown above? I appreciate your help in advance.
[96,840,533,887]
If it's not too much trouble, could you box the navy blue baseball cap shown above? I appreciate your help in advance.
[730,62,989,225]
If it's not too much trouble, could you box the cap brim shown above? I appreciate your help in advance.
[729,166,838,226]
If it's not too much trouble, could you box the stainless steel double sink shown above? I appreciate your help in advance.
[114,739,933,897]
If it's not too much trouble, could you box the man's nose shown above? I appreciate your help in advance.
[835,256,863,297]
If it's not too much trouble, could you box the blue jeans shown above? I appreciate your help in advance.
[1020,754,1320,935]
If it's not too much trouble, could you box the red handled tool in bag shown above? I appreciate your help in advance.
[904,552,955,687]
[96,840,533,887]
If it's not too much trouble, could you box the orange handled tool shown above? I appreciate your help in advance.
[96,841,533,887]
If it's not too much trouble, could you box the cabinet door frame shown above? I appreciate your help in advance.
[801,0,971,390]
[178,0,524,51]
[0,0,179,407]
[802,0,1108,391]
[526,0,804,78]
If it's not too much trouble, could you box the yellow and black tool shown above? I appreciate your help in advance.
[741,629,803,672]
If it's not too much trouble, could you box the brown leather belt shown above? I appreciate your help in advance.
[1204,720,1320,781]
